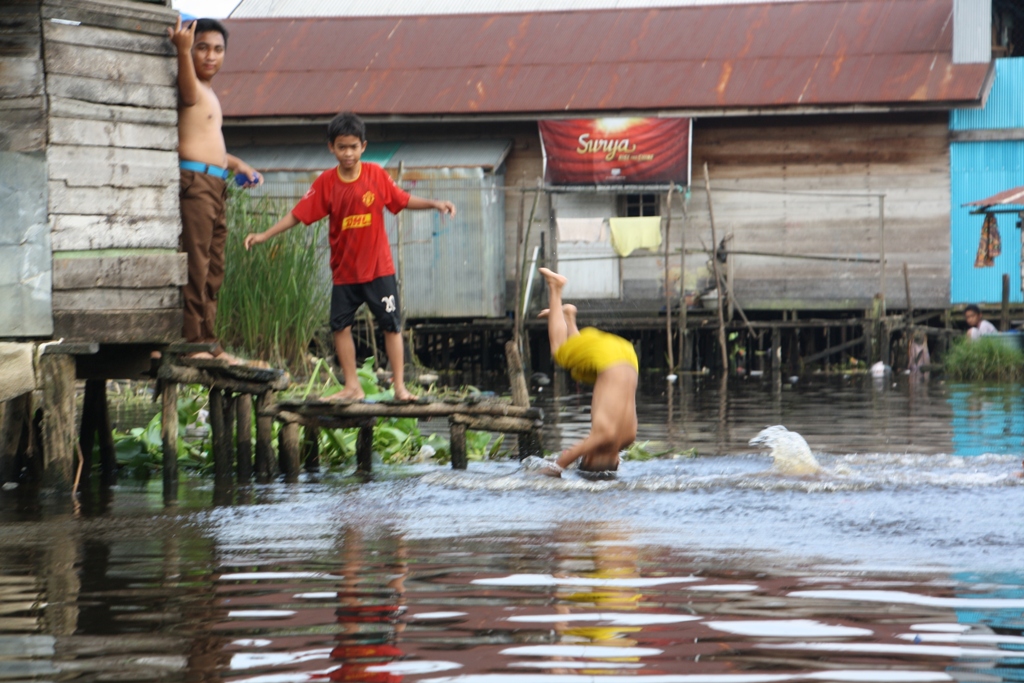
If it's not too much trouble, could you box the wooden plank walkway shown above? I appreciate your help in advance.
[157,356,545,499]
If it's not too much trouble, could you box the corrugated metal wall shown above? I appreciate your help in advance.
[385,174,506,318]
[950,58,1024,304]
[953,0,992,64]
[951,58,1024,130]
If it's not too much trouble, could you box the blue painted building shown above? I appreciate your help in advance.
[951,58,1024,304]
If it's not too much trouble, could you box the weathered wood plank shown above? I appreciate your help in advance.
[0,58,43,98]
[0,33,41,59]
[49,96,176,126]
[49,182,179,216]
[41,0,176,37]
[52,309,181,343]
[52,287,180,311]
[51,215,180,251]
[43,19,174,57]
[39,353,75,491]
[44,42,174,87]
[46,73,176,109]
[52,252,187,289]
[49,117,176,151]
[0,107,45,152]
[48,145,178,187]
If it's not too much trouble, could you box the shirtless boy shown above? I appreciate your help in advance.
[169,16,261,361]
[537,267,639,476]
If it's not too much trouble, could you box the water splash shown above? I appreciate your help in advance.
[749,425,822,475]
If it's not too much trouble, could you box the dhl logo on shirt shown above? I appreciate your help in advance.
[342,214,372,229]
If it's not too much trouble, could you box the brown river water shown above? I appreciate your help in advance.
[1,374,1022,683]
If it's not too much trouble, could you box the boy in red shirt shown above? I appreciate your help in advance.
[245,113,455,401]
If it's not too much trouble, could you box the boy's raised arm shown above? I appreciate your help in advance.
[244,212,300,251]
[406,195,457,217]
[168,16,199,106]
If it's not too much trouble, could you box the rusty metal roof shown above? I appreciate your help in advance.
[218,0,991,119]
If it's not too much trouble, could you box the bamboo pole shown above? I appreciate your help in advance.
[678,191,689,371]
[512,185,526,349]
[664,183,675,371]
[703,163,729,374]
[236,393,253,483]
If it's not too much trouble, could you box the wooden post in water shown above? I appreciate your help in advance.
[505,341,542,458]
[255,391,274,482]
[236,393,252,484]
[303,425,320,473]
[209,389,230,482]
[450,418,468,470]
[78,380,98,482]
[279,421,300,483]
[1001,273,1011,331]
[39,352,76,491]
[356,424,374,473]
[161,381,178,500]
[678,192,689,372]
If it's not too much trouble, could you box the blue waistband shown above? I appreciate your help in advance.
[180,160,230,179]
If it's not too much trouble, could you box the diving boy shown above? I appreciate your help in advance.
[169,16,262,361]
[244,112,456,402]
[537,267,639,476]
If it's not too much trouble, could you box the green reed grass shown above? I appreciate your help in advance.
[943,335,1024,381]
[218,190,330,372]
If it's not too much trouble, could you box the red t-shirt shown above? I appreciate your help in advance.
[290,162,410,285]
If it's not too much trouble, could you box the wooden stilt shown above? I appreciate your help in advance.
[236,394,253,484]
[223,392,237,477]
[210,389,231,482]
[161,381,178,502]
[450,418,468,470]
[255,391,274,483]
[770,325,782,374]
[39,353,76,491]
[356,424,374,473]
[0,394,32,484]
[279,421,300,483]
[79,379,99,482]
[95,380,117,485]
[302,425,320,473]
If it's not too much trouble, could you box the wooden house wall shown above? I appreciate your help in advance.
[43,0,185,343]
[0,0,52,337]
[684,113,952,311]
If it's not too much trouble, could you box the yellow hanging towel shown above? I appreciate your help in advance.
[608,216,662,257]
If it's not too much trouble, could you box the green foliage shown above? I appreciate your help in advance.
[943,336,1024,381]
[109,390,211,478]
[622,440,672,461]
[218,190,330,373]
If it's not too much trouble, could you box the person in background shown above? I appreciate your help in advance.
[964,304,998,340]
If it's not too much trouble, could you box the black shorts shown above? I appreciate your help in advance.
[330,275,402,333]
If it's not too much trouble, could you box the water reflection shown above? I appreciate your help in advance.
[0,495,1023,683]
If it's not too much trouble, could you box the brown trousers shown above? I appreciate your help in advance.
[179,170,228,346]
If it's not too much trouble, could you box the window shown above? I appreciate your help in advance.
[619,193,659,217]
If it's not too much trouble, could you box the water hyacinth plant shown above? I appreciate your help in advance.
[218,189,330,372]
[943,335,1024,381]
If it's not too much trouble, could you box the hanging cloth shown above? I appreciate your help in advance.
[974,212,1001,268]
[608,216,662,257]
[556,217,606,243]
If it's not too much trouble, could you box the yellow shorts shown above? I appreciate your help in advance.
[552,327,638,385]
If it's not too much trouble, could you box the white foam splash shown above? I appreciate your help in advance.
[749,426,821,475]
[412,611,469,620]
[366,661,462,674]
